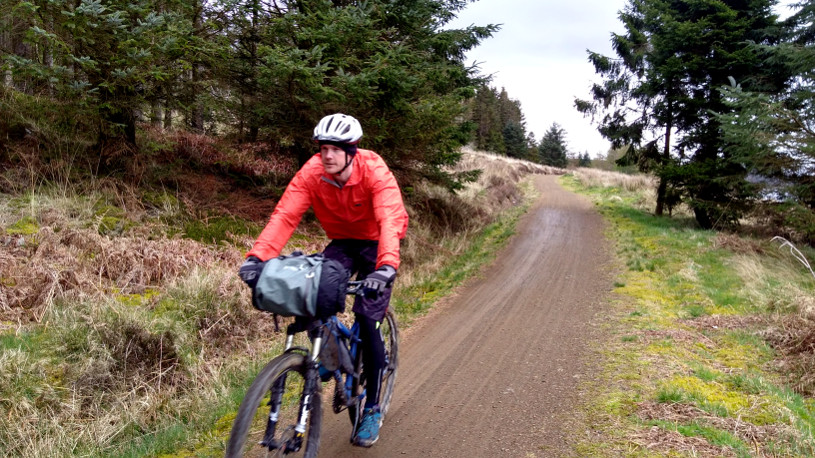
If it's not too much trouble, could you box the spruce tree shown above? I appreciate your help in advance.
[577,0,789,228]
[538,123,568,168]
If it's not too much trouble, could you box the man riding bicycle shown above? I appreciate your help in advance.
[238,113,409,447]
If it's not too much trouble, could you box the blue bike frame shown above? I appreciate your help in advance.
[327,316,365,409]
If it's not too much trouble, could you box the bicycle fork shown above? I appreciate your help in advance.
[261,333,324,452]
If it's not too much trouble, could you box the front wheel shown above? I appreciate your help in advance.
[348,310,399,426]
[226,352,322,457]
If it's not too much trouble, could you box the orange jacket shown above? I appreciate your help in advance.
[247,149,409,269]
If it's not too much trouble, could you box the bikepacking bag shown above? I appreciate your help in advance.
[253,251,350,318]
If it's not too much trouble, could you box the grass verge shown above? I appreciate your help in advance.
[562,170,815,457]
[0,149,546,457]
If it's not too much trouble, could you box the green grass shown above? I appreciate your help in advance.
[182,215,260,245]
[6,215,39,235]
[646,419,752,456]
[561,172,815,455]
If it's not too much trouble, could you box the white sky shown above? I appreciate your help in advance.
[447,0,800,158]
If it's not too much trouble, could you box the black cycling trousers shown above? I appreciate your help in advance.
[355,312,386,409]
[323,239,390,408]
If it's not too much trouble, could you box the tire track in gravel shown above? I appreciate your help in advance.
[319,174,613,457]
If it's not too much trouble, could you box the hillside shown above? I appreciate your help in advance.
[0,148,555,456]
[2,152,814,456]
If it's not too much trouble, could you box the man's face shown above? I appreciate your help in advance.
[320,144,348,175]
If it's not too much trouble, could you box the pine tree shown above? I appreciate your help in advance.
[719,2,814,205]
[502,122,527,159]
[469,85,528,157]
[220,0,497,187]
[577,0,789,228]
[2,0,200,150]
[538,123,568,168]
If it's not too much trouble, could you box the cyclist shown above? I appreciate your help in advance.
[238,113,409,447]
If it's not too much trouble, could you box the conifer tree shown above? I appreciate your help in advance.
[538,123,568,168]
[577,0,789,228]
[502,121,527,159]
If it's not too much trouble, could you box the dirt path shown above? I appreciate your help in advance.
[319,174,613,457]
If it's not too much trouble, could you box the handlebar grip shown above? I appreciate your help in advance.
[346,281,364,295]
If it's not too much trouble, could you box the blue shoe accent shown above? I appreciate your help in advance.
[353,408,382,447]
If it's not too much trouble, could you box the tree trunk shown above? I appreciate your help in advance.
[296,144,311,168]
[151,101,163,128]
[693,206,713,229]
[164,107,173,130]
[189,1,205,133]
[655,119,672,216]
[655,100,675,216]
[2,23,12,86]
[244,0,260,143]
[655,176,667,216]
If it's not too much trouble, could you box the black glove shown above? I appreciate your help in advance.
[362,265,397,298]
[238,256,264,289]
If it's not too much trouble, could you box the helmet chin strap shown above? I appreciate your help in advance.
[333,153,353,179]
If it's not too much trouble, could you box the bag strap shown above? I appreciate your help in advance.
[302,255,322,315]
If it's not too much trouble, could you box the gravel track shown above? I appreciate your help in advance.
[318,174,613,457]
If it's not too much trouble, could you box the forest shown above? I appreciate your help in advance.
[577,0,815,242]
[2,0,815,455]
[3,0,814,244]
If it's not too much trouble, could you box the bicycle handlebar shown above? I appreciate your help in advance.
[346,280,364,296]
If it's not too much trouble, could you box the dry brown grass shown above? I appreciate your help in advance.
[761,310,815,396]
[0,145,549,455]
[570,167,667,215]
[1,225,243,324]
[571,167,656,193]
[0,181,274,455]
[398,148,548,279]
[720,243,815,396]
[634,401,797,456]
[712,232,766,255]
[449,148,558,216]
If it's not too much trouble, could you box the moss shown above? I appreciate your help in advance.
[564,173,815,454]
[714,332,773,370]
[183,215,257,244]
[93,202,134,235]
[116,289,160,307]
[601,390,640,416]
[664,376,749,414]
[142,191,180,210]
[7,215,39,235]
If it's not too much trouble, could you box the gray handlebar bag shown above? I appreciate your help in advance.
[253,252,350,318]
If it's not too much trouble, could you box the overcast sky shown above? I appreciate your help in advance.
[447,0,800,158]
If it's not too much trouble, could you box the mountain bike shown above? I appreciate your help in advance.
[225,281,399,457]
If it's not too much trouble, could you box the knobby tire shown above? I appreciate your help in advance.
[226,352,322,457]
[348,310,399,427]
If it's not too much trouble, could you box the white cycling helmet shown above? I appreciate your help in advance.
[312,113,363,144]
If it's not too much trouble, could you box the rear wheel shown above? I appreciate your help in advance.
[348,310,399,427]
[226,352,322,457]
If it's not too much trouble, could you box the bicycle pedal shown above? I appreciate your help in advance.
[284,433,303,453]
